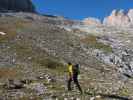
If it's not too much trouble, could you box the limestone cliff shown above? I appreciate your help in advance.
[103,9,131,27]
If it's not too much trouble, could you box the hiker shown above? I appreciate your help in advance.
[67,63,83,94]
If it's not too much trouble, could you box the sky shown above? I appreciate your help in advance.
[32,0,133,20]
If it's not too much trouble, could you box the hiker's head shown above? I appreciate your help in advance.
[68,62,72,65]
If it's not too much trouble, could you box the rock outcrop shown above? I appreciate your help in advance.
[128,9,133,23]
[103,9,131,27]
[83,9,133,28]
[83,17,101,26]
[0,0,35,13]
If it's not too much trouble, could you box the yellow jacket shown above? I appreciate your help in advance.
[68,64,73,74]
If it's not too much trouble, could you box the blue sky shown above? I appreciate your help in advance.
[32,0,133,20]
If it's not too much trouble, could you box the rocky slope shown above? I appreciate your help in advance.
[0,0,35,12]
[0,11,133,100]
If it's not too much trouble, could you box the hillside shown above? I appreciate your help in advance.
[0,12,132,100]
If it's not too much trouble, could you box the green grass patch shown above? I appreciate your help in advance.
[81,35,112,52]
[119,87,131,96]
[34,57,67,73]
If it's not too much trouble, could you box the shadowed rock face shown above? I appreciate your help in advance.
[0,0,35,12]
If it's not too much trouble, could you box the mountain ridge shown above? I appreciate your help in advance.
[83,9,133,28]
[0,0,35,13]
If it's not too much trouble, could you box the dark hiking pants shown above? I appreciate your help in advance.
[67,74,82,93]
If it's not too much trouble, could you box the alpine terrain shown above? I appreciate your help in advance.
[0,0,133,100]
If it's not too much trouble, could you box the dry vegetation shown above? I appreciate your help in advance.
[0,68,17,79]
[81,35,112,52]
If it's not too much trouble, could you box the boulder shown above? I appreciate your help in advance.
[4,79,24,90]
[0,32,6,35]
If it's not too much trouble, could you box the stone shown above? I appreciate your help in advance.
[44,74,56,83]
[26,83,47,95]
[0,32,6,35]
[90,97,95,100]
[5,79,24,90]
[95,95,101,99]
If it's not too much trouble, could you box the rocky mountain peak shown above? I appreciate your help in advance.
[117,9,125,16]
[0,0,35,13]
[83,9,133,28]
[110,9,125,16]
[111,9,118,16]
[103,9,131,27]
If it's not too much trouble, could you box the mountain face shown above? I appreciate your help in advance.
[103,9,133,27]
[0,0,35,12]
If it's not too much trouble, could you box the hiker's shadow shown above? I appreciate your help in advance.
[85,92,131,100]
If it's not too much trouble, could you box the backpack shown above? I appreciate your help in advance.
[72,64,80,75]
